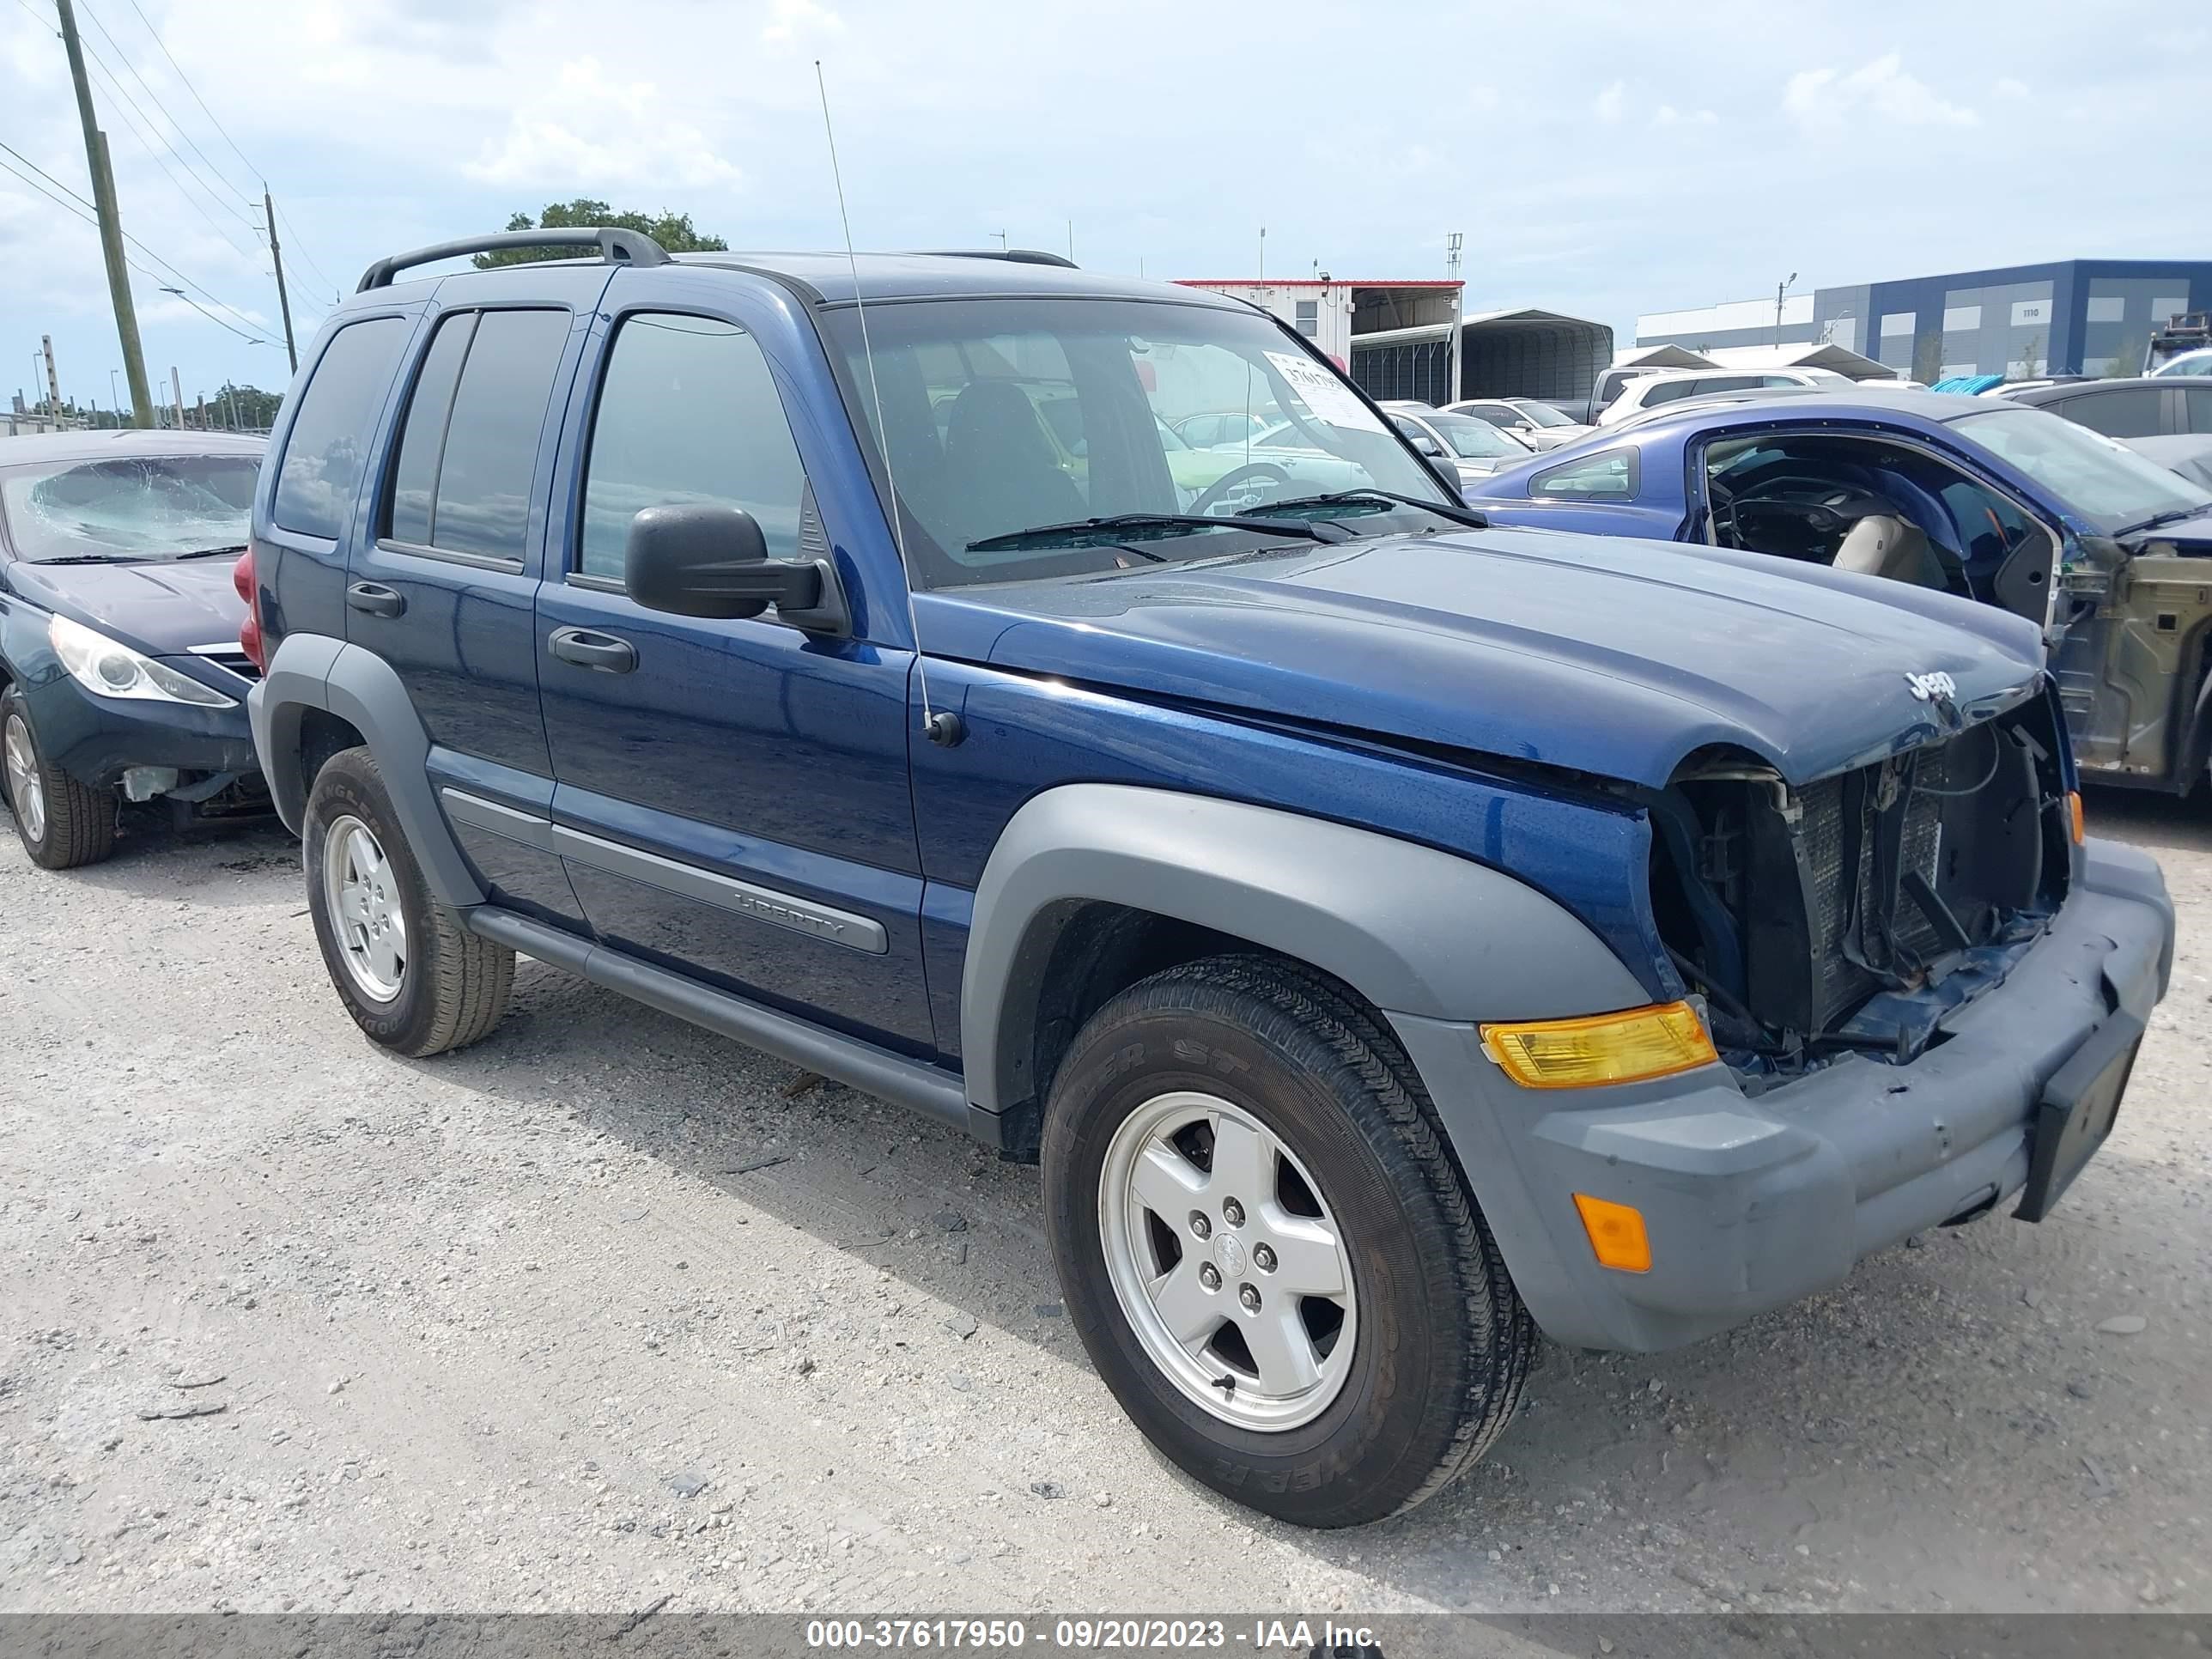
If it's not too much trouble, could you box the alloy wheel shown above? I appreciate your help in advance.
[321,814,407,1003]
[1097,1091,1358,1431]
[3,714,46,845]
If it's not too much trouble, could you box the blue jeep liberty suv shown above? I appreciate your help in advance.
[244,228,2175,1528]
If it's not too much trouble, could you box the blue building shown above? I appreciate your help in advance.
[1636,259,2212,380]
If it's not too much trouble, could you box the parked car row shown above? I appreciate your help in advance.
[2,234,2178,1540]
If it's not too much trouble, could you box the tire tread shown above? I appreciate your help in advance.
[3,690,118,870]
[1152,955,1533,1518]
[305,747,513,1058]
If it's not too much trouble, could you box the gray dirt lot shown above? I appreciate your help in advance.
[0,792,2204,1617]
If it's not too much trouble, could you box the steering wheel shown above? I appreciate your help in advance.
[1189,463,1291,516]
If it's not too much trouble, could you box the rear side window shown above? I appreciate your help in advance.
[1531,448,1638,501]
[2188,387,2212,433]
[2057,386,2166,439]
[387,313,475,547]
[272,317,410,539]
[577,313,810,582]
[382,307,570,565]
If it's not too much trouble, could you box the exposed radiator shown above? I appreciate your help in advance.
[1796,744,1949,1030]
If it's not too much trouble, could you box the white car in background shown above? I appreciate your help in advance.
[1379,403,1535,486]
[2149,346,2212,380]
[1443,397,1595,451]
[1595,366,1859,425]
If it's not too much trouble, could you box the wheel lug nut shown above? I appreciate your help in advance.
[1189,1212,1211,1240]
[1222,1198,1245,1227]
[1253,1244,1277,1273]
[1239,1285,1261,1312]
[1199,1263,1222,1291]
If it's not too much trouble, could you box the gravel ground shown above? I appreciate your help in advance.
[0,790,2204,1617]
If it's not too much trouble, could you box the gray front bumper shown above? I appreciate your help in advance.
[1390,839,2175,1353]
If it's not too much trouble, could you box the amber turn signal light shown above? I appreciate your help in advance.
[1572,1194,1652,1273]
[1480,1002,1717,1090]
[2068,790,2085,847]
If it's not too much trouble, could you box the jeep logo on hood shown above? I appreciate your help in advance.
[1904,671,1959,705]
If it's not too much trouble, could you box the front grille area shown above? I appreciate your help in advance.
[1799,744,1949,1030]
[187,644,261,684]
[1652,693,2069,1060]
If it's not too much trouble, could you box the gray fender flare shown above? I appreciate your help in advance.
[247,632,484,907]
[960,783,1647,1117]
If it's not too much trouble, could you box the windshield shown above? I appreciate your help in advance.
[1424,413,1524,459]
[1950,406,2212,535]
[1509,401,1575,428]
[0,453,258,563]
[2151,348,2212,379]
[823,297,1451,587]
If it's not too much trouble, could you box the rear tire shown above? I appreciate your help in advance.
[303,746,512,1056]
[1,688,117,870]
[1042,954,1533,1527]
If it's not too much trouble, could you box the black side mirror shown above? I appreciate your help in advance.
[623,504,849,635]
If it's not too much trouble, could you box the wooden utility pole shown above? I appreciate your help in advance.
[55,0,152,427]
[264,188,297,373]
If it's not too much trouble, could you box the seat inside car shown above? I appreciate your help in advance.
[1832,514,1948,588]
[942,380,1085,542]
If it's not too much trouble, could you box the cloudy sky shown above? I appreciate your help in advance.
[2,0,2206,410]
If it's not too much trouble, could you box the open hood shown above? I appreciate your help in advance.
[921,526,2048,790]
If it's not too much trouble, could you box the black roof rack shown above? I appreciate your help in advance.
[357,227,672,292]
[916,249,1078,269]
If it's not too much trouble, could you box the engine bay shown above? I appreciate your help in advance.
[1644,692,2075,1082]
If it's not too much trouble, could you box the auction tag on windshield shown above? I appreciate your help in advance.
[1264,351,1388,434]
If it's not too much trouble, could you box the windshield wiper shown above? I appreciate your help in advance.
[1237,489,1491,529]
[966,512,1329,553]
[27,544,248,567]
[28,553,147,565]
[2118,507,2210,537]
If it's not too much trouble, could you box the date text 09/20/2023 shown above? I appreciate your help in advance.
[801,1617,1379,1650]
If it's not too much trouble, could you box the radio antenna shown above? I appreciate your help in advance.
[816,60,962,748]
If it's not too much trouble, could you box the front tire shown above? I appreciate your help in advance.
[1,688,117,870]
[303,746,513,1057]
[1042,955,1533,1528]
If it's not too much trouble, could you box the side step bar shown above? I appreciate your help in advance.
[465,907,975,1134]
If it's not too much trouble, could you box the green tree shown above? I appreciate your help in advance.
[472,199,728,269]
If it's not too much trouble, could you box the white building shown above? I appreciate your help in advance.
[1175,277,1466,405]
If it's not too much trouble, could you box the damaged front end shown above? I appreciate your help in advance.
[1645,685,2075,1082]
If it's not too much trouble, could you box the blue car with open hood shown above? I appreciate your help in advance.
[0,429,264,868]
[1462,385,2212,796]
[243,230,2172,1528]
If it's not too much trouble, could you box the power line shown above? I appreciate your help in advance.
[76,43,263,261]
[18,0,342,330]
[0,155,267,347]
[76,0,254,209]
[74,22,258,234]
[107,0,343,308]
[0,139,273,343]
[273,199,338,297]
[117,0,257,185]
